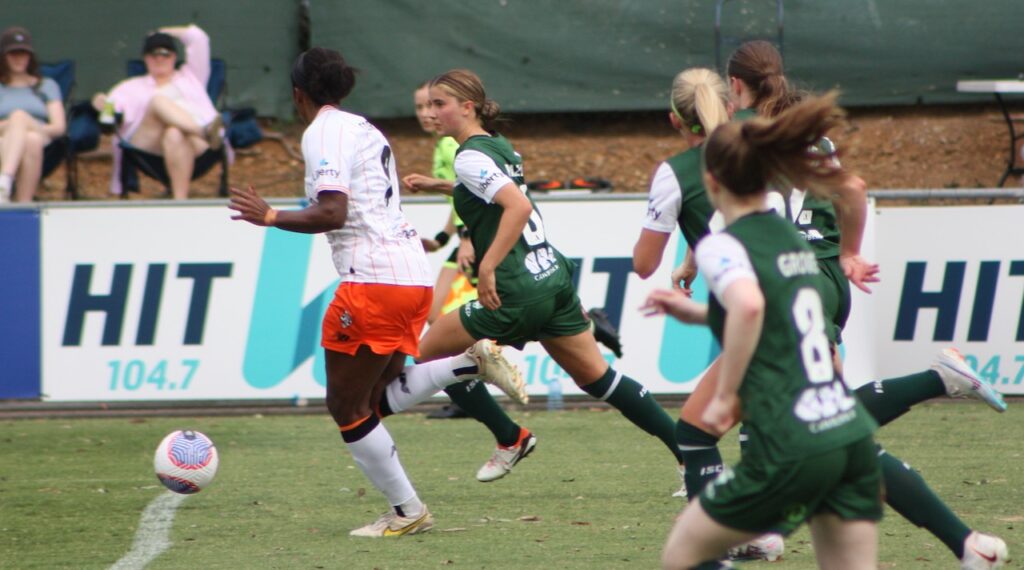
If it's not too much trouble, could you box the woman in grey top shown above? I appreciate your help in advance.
[0,26,65,203]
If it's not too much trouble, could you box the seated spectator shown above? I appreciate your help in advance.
[92,24,223,199]
[0,26,66,203]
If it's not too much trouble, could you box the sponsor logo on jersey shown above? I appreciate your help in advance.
[479,169,502,193]
[505,163,524,178]
[314,158,340,181]
[798,210,813,225]
[395,225,419,240]
[798,228,825,242]
[646,198,661,221]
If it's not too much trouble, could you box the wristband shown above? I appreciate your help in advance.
[433,231,450,247]
[263,208,278,227]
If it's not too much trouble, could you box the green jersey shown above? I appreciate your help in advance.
[643,108,757,248]
[452,134,574,306]
[792,193,840,259]
[787,137,842,259]
[696,212,875,463]
[734,107,758,121]
[643,146,715,249]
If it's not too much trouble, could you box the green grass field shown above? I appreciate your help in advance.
[1,402,1020,569]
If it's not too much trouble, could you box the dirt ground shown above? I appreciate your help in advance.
[37,103,1022,202]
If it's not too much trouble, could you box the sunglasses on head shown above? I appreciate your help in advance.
[147,48,174,57]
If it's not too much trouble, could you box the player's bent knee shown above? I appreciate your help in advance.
[24,131,46,154]
[162,126,186,144]
[325,395,370,426]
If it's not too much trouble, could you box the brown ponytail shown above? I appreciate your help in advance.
[756,73,791,117]
[479,98,501,125]
[705,91,848,199]
[727,40,792,118]
[430,69,501,130]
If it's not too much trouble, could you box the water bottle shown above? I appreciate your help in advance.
[547,378,563,411]
[99,101,117,134]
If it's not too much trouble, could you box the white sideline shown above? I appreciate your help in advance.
[110,491,189,570]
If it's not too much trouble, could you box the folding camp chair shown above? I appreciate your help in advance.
[118,58,229,198]
[39,59,95,200]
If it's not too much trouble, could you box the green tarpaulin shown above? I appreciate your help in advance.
[5,1,1021,118]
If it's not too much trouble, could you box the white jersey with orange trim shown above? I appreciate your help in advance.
[302,106,432,286]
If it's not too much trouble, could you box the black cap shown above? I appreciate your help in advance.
[142,32,176,55]
[1,27,33,54]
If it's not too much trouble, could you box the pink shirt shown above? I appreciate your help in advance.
[106,25,222,195]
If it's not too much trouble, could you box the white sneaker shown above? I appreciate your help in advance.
[961,531,1009,569]
[466,339,528,405]
[672,465,687,498]
[932,348,1007,412]
[476,431,537,482]
[728,533,784,562]
[349,506,434,538]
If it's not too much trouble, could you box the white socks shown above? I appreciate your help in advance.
[0,173,12,202]
[384,354,478,413]
[345,419,422,516]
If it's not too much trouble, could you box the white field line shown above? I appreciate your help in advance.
[110,491,189,570]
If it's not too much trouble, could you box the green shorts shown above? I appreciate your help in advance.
[458,282,590,349]
[817,257,851,345]
[700,435,882,535]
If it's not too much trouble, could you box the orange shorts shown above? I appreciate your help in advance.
[321,283,432,357]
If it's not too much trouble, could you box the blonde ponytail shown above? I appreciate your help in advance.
[670,67,730,137]
[693,82,730,134]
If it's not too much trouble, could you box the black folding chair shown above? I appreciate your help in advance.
[118,58,229,198]
[39,60,93,200]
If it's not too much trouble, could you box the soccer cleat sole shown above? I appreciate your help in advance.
[475,340,529,405]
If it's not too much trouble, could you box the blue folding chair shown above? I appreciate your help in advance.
[39,60,97,200]
[118,58,229,198]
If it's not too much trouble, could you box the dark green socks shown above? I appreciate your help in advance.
[444,380,522,447]
[580,367,685,464]
[856,370,945,426]
[880,448,970,558]
[676,419,724,497]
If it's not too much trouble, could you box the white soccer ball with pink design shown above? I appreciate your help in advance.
[153,430,219,494]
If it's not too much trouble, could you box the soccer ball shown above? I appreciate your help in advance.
[153,430,219,494]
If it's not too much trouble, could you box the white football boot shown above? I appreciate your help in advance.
[349,506,434,538]
[961,531,1009,569]
[466,339,528,405]
[932,348,1007,412]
